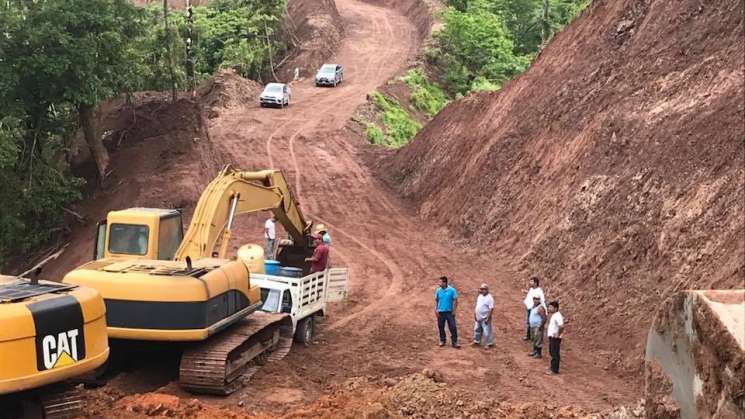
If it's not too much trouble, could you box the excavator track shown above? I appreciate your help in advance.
[38,384,84,419]
[179,312,293,395]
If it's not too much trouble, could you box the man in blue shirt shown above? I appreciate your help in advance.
[434,276,460,348]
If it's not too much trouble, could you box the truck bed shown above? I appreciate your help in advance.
[252,268,348,319]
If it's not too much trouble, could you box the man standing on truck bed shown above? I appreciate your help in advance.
[435,276,460,348]
[305,234,329,273]
[265,215,277,259]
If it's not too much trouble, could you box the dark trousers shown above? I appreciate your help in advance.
[549,337,561,373]
[437,311,458,345]
[525,308,532,339]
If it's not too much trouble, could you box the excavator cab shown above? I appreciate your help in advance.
[93,208,184,261]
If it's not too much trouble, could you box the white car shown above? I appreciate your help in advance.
[260,83,290,108]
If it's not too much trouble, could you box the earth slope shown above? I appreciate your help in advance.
[383,0,745,372]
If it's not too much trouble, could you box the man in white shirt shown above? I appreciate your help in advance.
[472,283,494,348]
[523,275,545,341]
[264,215,277,259]
[546,300,564,374]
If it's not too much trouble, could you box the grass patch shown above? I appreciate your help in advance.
[400,69,449,118]
[369,91,422,148]
[365,123,384,145]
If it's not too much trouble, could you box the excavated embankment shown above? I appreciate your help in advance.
[382,0,745,374]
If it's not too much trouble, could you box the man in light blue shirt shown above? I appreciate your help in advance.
[434,276,460,348]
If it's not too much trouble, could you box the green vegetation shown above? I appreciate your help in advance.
[365,124,385,145]
[401,69,450,118]
[135,0,287,90]
[0,0,286,267]
[431,0,590,94]
[369,92,422,148]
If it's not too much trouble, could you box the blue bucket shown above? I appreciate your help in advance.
[264,260,280,275]
[278,266,303,278]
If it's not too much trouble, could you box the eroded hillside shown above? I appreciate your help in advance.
[383,0,744,371]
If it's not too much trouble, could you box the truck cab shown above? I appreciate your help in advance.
[93,208,183,261]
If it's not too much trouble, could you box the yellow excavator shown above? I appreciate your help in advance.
[63,166,317,394]
[0,272,109,418]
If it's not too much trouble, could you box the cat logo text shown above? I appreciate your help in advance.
[41,329,81,370]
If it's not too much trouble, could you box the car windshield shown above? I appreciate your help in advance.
[320,65,336,74]
[264,85,283,93]
[260,288,281,312]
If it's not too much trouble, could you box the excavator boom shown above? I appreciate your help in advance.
[175,166,310,261]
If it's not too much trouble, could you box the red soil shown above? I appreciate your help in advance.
[382,0,745,377]
[18,0,743,417]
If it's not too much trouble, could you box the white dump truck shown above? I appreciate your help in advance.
[253,268,348,345]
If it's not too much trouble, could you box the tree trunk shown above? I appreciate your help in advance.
[79,103,109,182]
[541,0,551,45]
[185,1,196,97]
[265,22,278,82]
[164,0,177,103]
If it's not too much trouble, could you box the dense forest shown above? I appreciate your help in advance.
[431,0,590,94]
[0,0,285,267]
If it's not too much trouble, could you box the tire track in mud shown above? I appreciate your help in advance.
[273,2,413,329]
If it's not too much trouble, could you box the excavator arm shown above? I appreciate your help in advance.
[174,165,311,261]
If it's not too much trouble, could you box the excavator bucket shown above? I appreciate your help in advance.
[644,290,744,419]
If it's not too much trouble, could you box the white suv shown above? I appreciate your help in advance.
[260,83,290,108]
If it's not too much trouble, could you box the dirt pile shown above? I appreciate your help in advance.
[198,69,262,118]
[266,372,594,419]
[381,0,744,377]
[87,392,246,418]
[279,0,343,80]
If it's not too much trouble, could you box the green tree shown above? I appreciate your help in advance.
[0,0,146,265]
[4,0,146,181]
[433,1,529,94]
[432,0,590,94]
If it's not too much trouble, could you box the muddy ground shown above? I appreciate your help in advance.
[17,0,744,417]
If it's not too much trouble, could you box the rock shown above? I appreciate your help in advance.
[422,368,444,383]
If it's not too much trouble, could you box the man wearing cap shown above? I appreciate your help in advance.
[472,283,494,348]
[523,275,545,341]
[304,234,329,274]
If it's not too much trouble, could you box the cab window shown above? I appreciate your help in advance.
[109,224,149,255]
[94,221,107,260]
[260,288,281,312]
[158,215,183,260]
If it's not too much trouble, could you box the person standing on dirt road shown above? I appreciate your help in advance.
[305,234,329,273]
[265,214,277,259]
[523,275,545,341]
[472,283,494,348]
[435,276,460,348]
[546,301,564,374]
[528,296,547,358]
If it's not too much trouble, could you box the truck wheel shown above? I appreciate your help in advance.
[295,316,315,346]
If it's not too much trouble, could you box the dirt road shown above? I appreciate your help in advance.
[185,0,640,413]
[31,0,644,416]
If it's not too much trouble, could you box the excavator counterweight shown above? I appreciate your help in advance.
[0,275,109,417]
